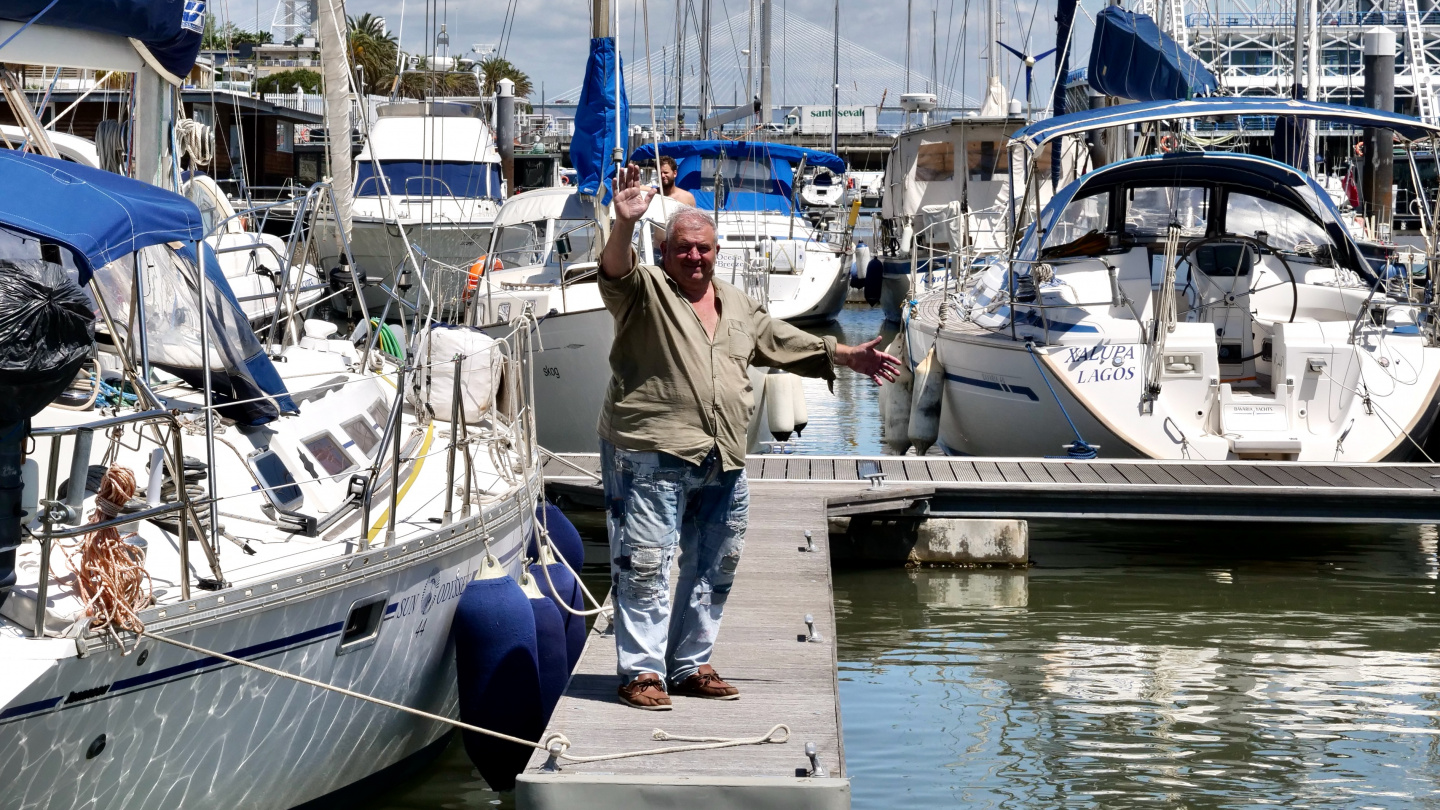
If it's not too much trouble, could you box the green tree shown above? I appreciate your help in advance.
[347,13,398,94]
[478,56,533,98]
[256,68,323,94]
[201,15,272,48]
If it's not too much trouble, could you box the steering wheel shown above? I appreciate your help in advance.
[1178,234,1299,325]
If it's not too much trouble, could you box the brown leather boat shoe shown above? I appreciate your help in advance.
[618,674,672,710]
[671,664,740,700]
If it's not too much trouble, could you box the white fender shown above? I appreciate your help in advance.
[881,331,914,454]
[855,243,871,280]
[907,345,944,455]
[765,372,796,442]
[789,374,809,437]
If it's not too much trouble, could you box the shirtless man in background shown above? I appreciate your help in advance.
[656,155,696,207]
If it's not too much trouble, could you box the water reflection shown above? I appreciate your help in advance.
[837,522,1440,808]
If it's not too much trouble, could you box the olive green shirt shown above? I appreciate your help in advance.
[598,260,837,471]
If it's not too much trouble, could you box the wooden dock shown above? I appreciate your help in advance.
[543,453,1440,523]
[516,481,849,809]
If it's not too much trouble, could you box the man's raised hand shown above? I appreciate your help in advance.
[614,163,656,224]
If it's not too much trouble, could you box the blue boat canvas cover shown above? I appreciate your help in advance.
[0,0,204,82]
[0,150,295,424]
[628,140,846,213]
[1088,5,1217,102]
[570,37,629,205]
[0,149,202,283]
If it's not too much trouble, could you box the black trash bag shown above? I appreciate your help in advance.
[0,259,96,422]
[863,257,885,306]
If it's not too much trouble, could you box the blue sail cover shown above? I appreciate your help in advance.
[570,38,629,205]
[1088,6,1217,102]
[0,150,202,283]
[0,0,204,81]
[629,141,847,213]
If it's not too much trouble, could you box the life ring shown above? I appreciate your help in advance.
[559,174,571,186]
[463,255,503,300]
[1159,133,1180,153]
[1354,141,1364,157]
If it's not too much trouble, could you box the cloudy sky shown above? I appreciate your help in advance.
[227,0,1099,109]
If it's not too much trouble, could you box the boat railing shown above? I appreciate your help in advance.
[27,409,201,638]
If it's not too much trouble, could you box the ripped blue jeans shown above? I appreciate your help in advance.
[600,439,749,685]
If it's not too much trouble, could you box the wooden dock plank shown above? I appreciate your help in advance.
[879,458,908,481]
[1042,463,1082,484]
[948,460,981,482]
[523,482,845,787]
[995,461,1027,483]
[545,454,1440,524]
[1019,462,1055,483]
[926,459,958,482]
[903,459,934,481]
[973,461,1006,483]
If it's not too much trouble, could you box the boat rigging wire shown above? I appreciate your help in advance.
[1024,339,1098,459]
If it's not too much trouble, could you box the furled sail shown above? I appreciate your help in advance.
[570,38,629,205]
[316,0,354,240]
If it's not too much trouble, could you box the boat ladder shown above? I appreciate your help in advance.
[1405,0,1438,126]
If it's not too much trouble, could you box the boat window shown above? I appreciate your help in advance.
[301,431,355,477]
[1048,192,1111,245]
[697,157,780,195]
[341,415,381,456]
[917,141,954,182]
[1224,192,1334,253]
[368,397,391,429]
[248,449,304,512]
[548,219,600,267]
[967,142,1008,182]
[492,223,542,266]
[1124,186,1209,238]
[355,160,503,198]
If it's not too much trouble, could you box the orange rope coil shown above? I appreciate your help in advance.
[58,465,152,635]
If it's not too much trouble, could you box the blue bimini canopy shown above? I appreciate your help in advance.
[0,0,204,82]
[629,140,847,213]
[0,149,203,284]
[1011,98,1440,154]
[570,38,629,205]
[1088,6,1218,103]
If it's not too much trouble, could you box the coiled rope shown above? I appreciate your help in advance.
[176,118,214,167]
[57,466,152,638]
[140,630,788,765]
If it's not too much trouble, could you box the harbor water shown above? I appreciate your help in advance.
[367,304,1440,809]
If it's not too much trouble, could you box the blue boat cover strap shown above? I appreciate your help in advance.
[1088,6,1218,103]
[0,150,203,284]
[1012,98,1440,153]
[0,0,204,81]
[570,38,629,205]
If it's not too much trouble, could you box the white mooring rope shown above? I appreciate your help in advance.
[140,630,788,766]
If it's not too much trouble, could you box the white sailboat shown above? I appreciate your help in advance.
[904,99,1440,461]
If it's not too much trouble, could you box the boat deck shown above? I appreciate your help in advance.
[516,480,849,810]
[542,453,1440,523]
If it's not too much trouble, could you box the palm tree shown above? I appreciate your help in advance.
[478,56,533,98]
[347,13,398,94]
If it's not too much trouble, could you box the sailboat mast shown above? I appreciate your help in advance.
[674,0,685,136]
[699,0,712,132]
[831,0,839,154]
[760,0,772,123]
[987,0,999,84]
[905,0,912,94]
